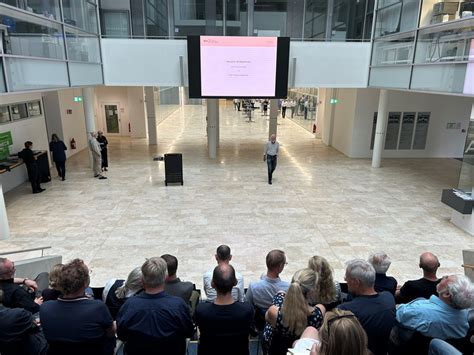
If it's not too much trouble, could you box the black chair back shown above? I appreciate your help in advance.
[47,337,115,355]
[124,335,187,355]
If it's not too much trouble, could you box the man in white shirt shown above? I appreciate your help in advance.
[203,245,244,302]
[88,132,107,179]
[263,134,279,185]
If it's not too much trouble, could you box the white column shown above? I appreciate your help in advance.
[372,89,389,168]
[0,184,10,240]
[145,87,158,145]
[269,99,278,138]
[207,99,218,159]
[82,87,96,133]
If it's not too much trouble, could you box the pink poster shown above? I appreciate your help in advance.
[200,36,278,97]
[463,40,474,95]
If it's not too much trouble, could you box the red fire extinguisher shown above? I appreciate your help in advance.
[313,124,316,133]
[70,138,77,150]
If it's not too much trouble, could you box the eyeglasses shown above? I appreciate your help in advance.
[326,314,357,335]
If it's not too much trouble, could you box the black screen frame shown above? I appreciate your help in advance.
[187,36,290,99]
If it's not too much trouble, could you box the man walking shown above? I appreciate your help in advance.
[19,141,44,194]
[88,132,107,180]
[264,134,279,185]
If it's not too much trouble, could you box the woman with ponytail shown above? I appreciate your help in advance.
[264,268,326,355]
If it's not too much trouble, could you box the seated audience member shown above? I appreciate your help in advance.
[40,259,116,355]
[117,257,194,355]
[292,309,370,355]
[396,274,474,340]
[102,266,142,319]
[264,268,325,355]
[246,249,289,312]
[396,252,440,303]
[0,257,44,313]
[337,259,395,355]
[307,256,341,305]
[368,251,397,295]
[161,254,194,304]
[41,264,63,302]
[0,289,48,355]
[203,245,244,302]
[195,264,254,355]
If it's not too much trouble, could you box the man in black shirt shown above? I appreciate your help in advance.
[338,259,395,355]
[161,254,194,306]
[18,141,44,194]
[368,251,397,295]
[0,258,43,314]
[195,264,254,355]
[395,252,440,303]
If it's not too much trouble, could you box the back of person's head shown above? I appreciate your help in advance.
[282,268,318,336]
[58,259,89,296]
[49,264,64,289]
[345,259,376,288]
[216,245,231,262]
[212,264,237,295]
[419,252,440,273]
[368,251,392,274]
[51,134,59,142]
[266,250,286,272]
[319,309,369,355]
[24,141,32,149]
[438,274,474,309]
[0,257,14,280]
[161,254,178,277]
[116,266,143,299]
[308,256,337,304]
[141,257,167,289]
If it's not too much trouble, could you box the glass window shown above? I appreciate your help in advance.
[0,0,60,20]
[101,10,131,38]
[225,0,248,36]
[0,9,65,59]
[375,0,420,38]
[62,0,98,33]
[254,0,288,36]
[411,63,467,93]
[0,61,5,92]
[65,29,100,62]
[27,101,42,116]
[415,22,474,64]
[372,33,415,66]
[304,0,327,39]
[68,62,103,86]
[0,106,10,123]
[10,103,28,120]
[174,0,223,36]
[145,0,169,37]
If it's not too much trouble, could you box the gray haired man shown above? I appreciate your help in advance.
[88,132,107,180]
[263,134,279,185]
[368,251,397,295]
[338,259,396,355]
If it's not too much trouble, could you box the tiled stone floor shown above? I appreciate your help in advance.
[2,103,473,288]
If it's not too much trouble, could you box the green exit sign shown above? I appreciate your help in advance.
[74,96,83,102]
[329,98,339,104]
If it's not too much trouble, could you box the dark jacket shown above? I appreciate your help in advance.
[0,279,39,314]
[49,141,67,163]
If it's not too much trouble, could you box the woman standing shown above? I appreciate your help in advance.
[49,134,67,181]
[97,131,108,172]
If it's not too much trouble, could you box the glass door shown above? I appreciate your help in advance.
[104,104,120,134]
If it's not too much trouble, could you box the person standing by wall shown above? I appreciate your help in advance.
[263,134,279,185]
[49,134,67,181]
[88,132,107,180]
[97,131,109,172]
[18,141,44,194]
[281,99,287,118]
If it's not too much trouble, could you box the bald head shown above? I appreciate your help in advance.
[420,252,440,274]
[212,264,237,295]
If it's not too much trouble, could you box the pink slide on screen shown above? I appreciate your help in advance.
[200,36,278,97]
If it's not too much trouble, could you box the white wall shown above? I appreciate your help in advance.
[331,89,357,156]
[101,39,372,88]
[329,89,474,158]
[127,87,147,138]
[0,92,49,192]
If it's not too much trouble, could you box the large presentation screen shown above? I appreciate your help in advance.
[463,40,474,95]
[187,36,290,98]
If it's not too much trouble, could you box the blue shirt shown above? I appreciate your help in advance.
[116,291,193,341]
[246,275,289,311]
[396,295,470,339]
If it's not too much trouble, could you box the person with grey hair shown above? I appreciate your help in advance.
[116,257,193,354]
[397,274,474,340]
[338,259,396,355]
[368,251,398,295]
[88,132,107,179]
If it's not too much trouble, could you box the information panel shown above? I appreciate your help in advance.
[384,112,401,150]
[413,112,430,150]
[399,112,415,150]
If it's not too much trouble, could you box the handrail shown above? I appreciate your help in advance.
[0,246,52,257]
[462,264,474,270]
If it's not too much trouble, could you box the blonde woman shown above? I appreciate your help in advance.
[264,268,326,355]
[308,256,341,305]
[42,264,64,301]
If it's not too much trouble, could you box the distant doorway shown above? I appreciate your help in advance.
[102,103,120,135]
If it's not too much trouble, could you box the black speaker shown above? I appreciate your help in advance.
[164,153,183,186]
